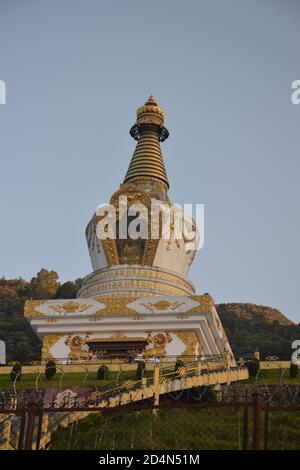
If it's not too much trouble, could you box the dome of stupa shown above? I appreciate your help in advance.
[78,97,199,298]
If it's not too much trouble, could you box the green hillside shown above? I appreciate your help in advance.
[217,303,299,359]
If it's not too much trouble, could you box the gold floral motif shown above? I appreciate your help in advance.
[94,297,138,315]
[49,301,92,314]
[132,316,145,321]
[142,300,185,311]
[41,335,63,360]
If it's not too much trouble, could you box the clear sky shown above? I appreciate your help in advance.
[0,1,299,321]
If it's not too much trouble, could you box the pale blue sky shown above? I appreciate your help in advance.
[0,1,299,321]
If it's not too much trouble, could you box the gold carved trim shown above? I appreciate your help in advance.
[174,331,199,358]
[94,297,138,315]
[49,301,92,314]
[142,300,185,311]
[187,295,214,313]
[24,300,46,318]
[41,334,63,360]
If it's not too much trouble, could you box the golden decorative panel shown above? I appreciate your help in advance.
[24,300,46,318]
[174,331,199,358]
[94,297,138,315]
[142,300,185,311]
[41,335,63,360]
[24,295,215,318]
[188,295,214,313]
[49,301,92,314]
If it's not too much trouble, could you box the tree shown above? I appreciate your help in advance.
[30,269,59,299]
[55,281,77,299]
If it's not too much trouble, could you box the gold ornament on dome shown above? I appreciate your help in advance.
[78,266,195,298]
[49,301,92,314]
[95,182,163,268]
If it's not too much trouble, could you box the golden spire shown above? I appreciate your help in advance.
[124,96,169,189]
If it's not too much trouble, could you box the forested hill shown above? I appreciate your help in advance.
[217,303,299,360]
[0,270,82,363]
[0,270,299,363]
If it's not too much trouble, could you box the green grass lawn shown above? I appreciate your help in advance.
[1,367,299,390]
[244,368,300,385]
[0,370,139,390]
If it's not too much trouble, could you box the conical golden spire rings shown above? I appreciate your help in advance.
[125,96,169,188]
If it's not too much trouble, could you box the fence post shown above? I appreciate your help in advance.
[252,392,261,450]
[24,403,39,450]
[153,366,160,414]
[17,409,26,450]
[242,402,249,450]
[264,407,270,450]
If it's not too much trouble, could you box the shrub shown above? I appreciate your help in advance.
[45,360,57,380]
[289,362,299,379]
[10,362,22,382]
[136,361,146,380]
[246,358,260,378]
[97,365,109,380]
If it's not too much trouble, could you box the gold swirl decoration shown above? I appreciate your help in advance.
[174,331,199,358]
[41,334,63,360]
